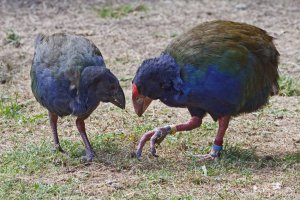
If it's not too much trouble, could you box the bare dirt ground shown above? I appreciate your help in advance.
[0,0,299,199]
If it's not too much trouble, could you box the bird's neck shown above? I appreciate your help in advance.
[160,83,191,107]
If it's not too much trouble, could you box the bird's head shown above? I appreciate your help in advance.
[132,54,184,116]
[81,67,125,109]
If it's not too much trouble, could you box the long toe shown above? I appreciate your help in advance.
[196,154,219,163]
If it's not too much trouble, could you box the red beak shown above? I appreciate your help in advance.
[132,84,153,117]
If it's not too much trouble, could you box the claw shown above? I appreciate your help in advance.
[151,148,159,157]
[150,135,158,157]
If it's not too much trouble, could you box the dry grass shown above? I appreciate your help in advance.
[0,0,299,199]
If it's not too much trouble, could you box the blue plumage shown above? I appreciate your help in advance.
[133,20,279,161]
[133,53,255,120]
[31,33,125,161]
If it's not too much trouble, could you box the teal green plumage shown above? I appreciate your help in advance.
[132,21,280,160]
[133,20,279,120]
[164,20,279,116]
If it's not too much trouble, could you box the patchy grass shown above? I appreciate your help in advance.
[0,141,53,175]
[0,138,92,176]
[3,29,21,47]
[0,95,46,124]
[170,32,178,38]
[0,119,299,198]
[0,96,22,119]
[96,4,148,18]
[0,176,79,199]
[1,0,300,199]
[278,75,300,96]
[0,139,81,199]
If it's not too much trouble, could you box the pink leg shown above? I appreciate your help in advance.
[198,116,230,162]
[48,111,65,153]
[214,116,230,146]
[76,118,95,162]
[176,116,203,131]
[136,116,202,159]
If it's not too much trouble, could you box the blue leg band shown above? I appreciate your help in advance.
[211,144,223,157]
[212,144,223,151]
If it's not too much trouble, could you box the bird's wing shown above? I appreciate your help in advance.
[33,33,103,69]
[165,20,277,74]
[164,21,279,114]
[32,33,104,89]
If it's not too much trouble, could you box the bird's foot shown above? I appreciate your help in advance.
[81,149,96,163]
[196,144,222,163]
[197,153,219,163]
[149,126,172,157]
[136,126,173,160]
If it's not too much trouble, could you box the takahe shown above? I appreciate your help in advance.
[132,20,279,161]
[31,33,125,162]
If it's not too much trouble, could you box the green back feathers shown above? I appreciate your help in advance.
[164,20,279,79]
[164,20,279,113]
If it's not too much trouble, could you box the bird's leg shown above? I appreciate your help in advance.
[198,116,230,162]
[48,111,65,153]
[75,117,95,162]
[136,116,202,159]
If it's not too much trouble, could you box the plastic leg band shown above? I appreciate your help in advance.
[211,144,223,158]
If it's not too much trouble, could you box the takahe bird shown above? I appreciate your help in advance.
[31,33,125,162]
[132,20,279,161]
